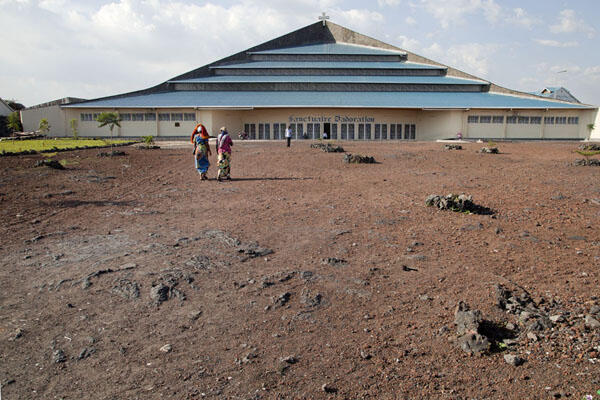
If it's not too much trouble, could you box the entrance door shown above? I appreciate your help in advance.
[323,123,331,139]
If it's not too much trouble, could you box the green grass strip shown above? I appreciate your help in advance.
[0,138,133,154]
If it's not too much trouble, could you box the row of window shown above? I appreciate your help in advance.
[243,123,417,140]
[80,113,196,122]
[468,115,579,125]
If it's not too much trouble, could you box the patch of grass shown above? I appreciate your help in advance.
[59,159,79,167]
[0,138,131,154]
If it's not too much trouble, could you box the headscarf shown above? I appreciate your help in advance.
[191,124,209,142]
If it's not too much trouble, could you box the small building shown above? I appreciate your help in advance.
[21,97,86,135]
[533,87,580,103]
[24,20,599,141]
[0,99,14,117]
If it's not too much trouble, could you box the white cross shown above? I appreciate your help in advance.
[318,12,330,26]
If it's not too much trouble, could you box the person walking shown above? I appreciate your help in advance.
[216,126,233,181]
[285,126,292,147]
[192,124,211,180]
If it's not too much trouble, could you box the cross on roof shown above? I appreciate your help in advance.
[318,12,330,26]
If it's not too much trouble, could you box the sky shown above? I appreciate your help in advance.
[1,0,599,107]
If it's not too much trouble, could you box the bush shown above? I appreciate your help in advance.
[7,111,22,133]
[142,135,154,146]
[39,118,50,135]
[70,119,78,139]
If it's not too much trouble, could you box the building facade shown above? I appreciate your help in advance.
[22,21,599,141]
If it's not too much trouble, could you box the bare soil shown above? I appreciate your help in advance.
[1,140,599,399]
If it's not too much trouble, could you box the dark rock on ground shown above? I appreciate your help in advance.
[111,279,140,300]
[150,283,170,305]
[97,150,127,157]
[574,158,600,166]
[454,301,483,336]
[479,147,499,154]
[425,193,494,215]
[53,349,67,363]
[323,257,347,266]
[77,347,95,360]
[237,243,274,261]
[579,143,600,151]
[504,354,525,366]
[35,159,65,170]
[274,292,291,307]
[343,154,375,164]
[311,143,345,153]
[458,332,491,354]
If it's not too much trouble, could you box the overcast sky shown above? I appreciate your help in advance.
[1,0,599,107]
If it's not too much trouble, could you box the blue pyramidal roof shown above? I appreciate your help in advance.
[63,21,596,110]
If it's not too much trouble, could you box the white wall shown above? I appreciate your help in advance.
[21,105,68,136]
[50,106,599,141]
[590,110,600,141]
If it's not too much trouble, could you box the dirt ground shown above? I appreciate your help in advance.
[1,140,599,399]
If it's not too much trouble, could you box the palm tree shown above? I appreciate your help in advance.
[96,112,121,143]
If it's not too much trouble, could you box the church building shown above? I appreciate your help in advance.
[22,20,599,141]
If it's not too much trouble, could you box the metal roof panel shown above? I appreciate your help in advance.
[64,91,592,109]
[249,43,406,56]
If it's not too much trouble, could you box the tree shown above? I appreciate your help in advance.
[38,118,50,135]
[7,111,22,132]
[96,112,121,141]
[70,118,78,139]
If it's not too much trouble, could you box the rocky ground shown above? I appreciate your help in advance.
[1,140,599,399]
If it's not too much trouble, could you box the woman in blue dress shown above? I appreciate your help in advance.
[191,124,212,180]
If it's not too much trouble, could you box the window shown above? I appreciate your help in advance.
[159,113,170,121]
[341,123,347,140]
[480,116,492,123]
[404,124,415,140]
[544,116,554,125]
[297,123,304,139]
[120,113,131,121]
[313,123,319,139]
[492,116,504,124]
[171,113,183,121]
[348,124,354,140]
[365,124,371,140]
[381,124,387,140]
[288,123,295,139]
[556,117,567,124]
[331,123,338,140]
[244,123,256,139]
[80,113,93,121]
[264,123,271,139]
[145,113,156,121]
[374,124,381,139]
[279,123,285,139]
[530,116,542,124]
[259,123,265,140]
[517,116,529,124]
[132,113,144,121]
[93,113,100,120]
[568,117,579,124]
[184,113,195,121]
[358,123,365,140]
[395,124,402,139]
[507,116,517,124]
[306,123,313,139]
[467,116,479,123]
[273,123,280,140]
[389,124,395,140]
